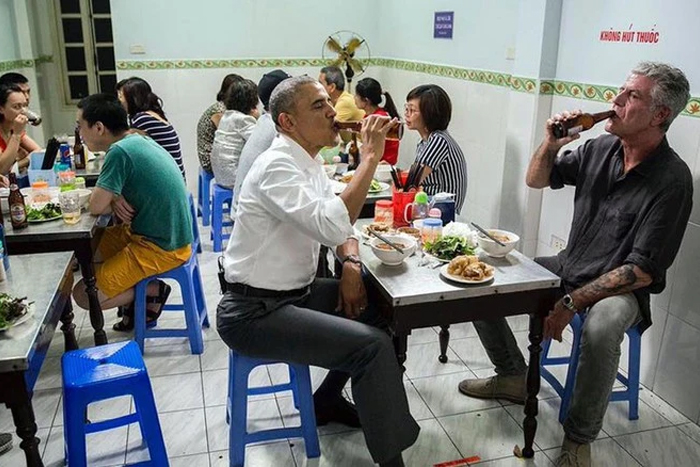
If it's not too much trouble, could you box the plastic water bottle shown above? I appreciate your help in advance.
[411,191,430,221]
[0,240,7,282]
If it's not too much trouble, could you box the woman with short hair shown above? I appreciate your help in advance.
[116,77,186,179]
[404,84,467,213]
[210,79,259,188]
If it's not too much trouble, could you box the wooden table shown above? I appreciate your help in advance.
[4,214,110,346]
[0,252,77,467]
[356,219,560,459]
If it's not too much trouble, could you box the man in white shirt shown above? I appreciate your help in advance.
[217,76,419,467]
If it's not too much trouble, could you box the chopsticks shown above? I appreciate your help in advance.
[395,163,426,192]
[390,166,402,189]
[367,227,405,253]
[470,222,506,246]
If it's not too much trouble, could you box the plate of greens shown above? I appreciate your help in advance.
[0,294,34,331]
[27,202,62,223]
[423,235,477,262]
[368,180,390,193]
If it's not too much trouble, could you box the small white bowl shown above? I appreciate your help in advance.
[369,234,417,266]
[323,164,336,178]
[477,229,519,257]
[335,163,349,175]
[374,164,394,183]
[74,188,92,207]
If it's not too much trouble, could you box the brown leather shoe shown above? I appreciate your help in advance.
[457,374,527,405]
[555,437,591,467]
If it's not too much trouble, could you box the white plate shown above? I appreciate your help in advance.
[439,264,495,284]
[0,304,34,332]
[27,214,62,223]
[369,182,390,193]
[330,180,347,194]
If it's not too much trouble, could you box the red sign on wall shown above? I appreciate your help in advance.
[599,24,660,44]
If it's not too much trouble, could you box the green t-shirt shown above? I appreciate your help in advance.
[97,134,193,251]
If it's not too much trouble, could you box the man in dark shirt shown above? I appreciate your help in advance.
[457,62,692,467]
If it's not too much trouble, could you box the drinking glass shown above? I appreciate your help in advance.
[59,191,81,224]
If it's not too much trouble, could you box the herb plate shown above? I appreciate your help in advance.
[0,304,34,332]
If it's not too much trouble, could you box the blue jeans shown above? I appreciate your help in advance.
[473,258,641,444]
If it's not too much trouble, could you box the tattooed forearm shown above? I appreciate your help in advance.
[571,264,653,310]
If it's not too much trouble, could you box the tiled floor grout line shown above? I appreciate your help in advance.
[606,434,645,467]
[198,366,213,467]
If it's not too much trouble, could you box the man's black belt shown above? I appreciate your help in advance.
[225,282,309,299]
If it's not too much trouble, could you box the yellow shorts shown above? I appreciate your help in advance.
[95,224,192,299]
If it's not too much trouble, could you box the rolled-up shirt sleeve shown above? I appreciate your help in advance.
[258,157,353,247]
[624,185,692,288]
[550,140,589,189]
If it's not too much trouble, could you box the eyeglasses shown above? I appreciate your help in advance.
[404,105,419,115]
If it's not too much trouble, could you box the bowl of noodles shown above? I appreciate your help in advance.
[477,229,519,258]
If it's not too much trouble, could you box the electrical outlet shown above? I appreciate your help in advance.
[550,234,567,252]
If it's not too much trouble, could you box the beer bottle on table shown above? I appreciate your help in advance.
[348,133,360,170]
[8,173,28,230]
[552,110,616,139]
[73,126,86,169]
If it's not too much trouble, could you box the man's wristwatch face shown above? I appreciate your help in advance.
[343,255,362,266]
[562,294,577,312]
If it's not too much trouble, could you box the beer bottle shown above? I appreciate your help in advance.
[348,133,360,170]
[334,120,404,141]
[73,126,86,169]
[8,173,28,230]
[552,110,616,139]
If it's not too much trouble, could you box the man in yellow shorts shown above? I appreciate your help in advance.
[72,93,193,331]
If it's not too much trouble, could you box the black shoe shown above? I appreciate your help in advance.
[314,394,361,428]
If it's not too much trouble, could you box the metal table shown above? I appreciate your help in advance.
[0,252,77,467]
[356,219,560,459]
[74,153,105,187]
[4,214,111,346]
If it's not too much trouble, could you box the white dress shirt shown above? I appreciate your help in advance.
[210,110,257,188]
[223,134,354,291]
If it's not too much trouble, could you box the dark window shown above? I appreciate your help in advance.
[99,74,117,94]
[93,18,113,43]
[91,0,110,14]
[60,0,81,14]
[96,47,115,71]
[69,76,89,99]
[62,18,84,43]
[66,47,87,71]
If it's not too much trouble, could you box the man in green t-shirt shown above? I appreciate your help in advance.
[72,93,193,331]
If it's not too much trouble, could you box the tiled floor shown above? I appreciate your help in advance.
[2,223,700,466]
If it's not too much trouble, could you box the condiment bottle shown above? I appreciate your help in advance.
[552,110,616,138]
[421,218,443,244]
[334,120,404,141]
[8,173,28,230]
[374,200,393,226]
[428,208,442,219]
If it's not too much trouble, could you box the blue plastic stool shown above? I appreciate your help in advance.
[198,168,214,226]
[541,312,642,423]
[61,341,167,466]
[211,184,234,252]
[227,350,320,467]
[187,192,202,254]
[134,251,209,354]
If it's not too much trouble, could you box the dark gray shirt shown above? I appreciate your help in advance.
[549,134,693,332]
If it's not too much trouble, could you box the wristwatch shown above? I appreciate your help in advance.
[561,294,578,313]
[342,254,362,266]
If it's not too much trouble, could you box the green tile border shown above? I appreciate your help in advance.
[114,57,700,117]
[0,55,53,72]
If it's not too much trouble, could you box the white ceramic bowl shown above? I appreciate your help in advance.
[374,164,394,183]
[74,188,92,207]
[477,229,520,257]
[369,234,417,266]
[335,162,349,175]
[323,164,336,178]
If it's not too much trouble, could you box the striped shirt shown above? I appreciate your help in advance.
[414,130,467,213]
[131,111,186,180]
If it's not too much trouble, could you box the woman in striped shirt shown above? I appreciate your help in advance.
[404,84,467,213]
[117,77,186,180]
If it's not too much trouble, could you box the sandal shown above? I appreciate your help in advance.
[112,281,172,332]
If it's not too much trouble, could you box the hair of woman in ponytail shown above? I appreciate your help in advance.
[355,77,399,119]
[116,77,167,120]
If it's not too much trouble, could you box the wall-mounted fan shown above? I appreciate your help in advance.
[322,30,371,89]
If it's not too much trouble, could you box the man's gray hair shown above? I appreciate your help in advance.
[270,75,318,127]
[320,66,345,91]
[630,62,690,132]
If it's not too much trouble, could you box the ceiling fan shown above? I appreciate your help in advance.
[322,30,371,89]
